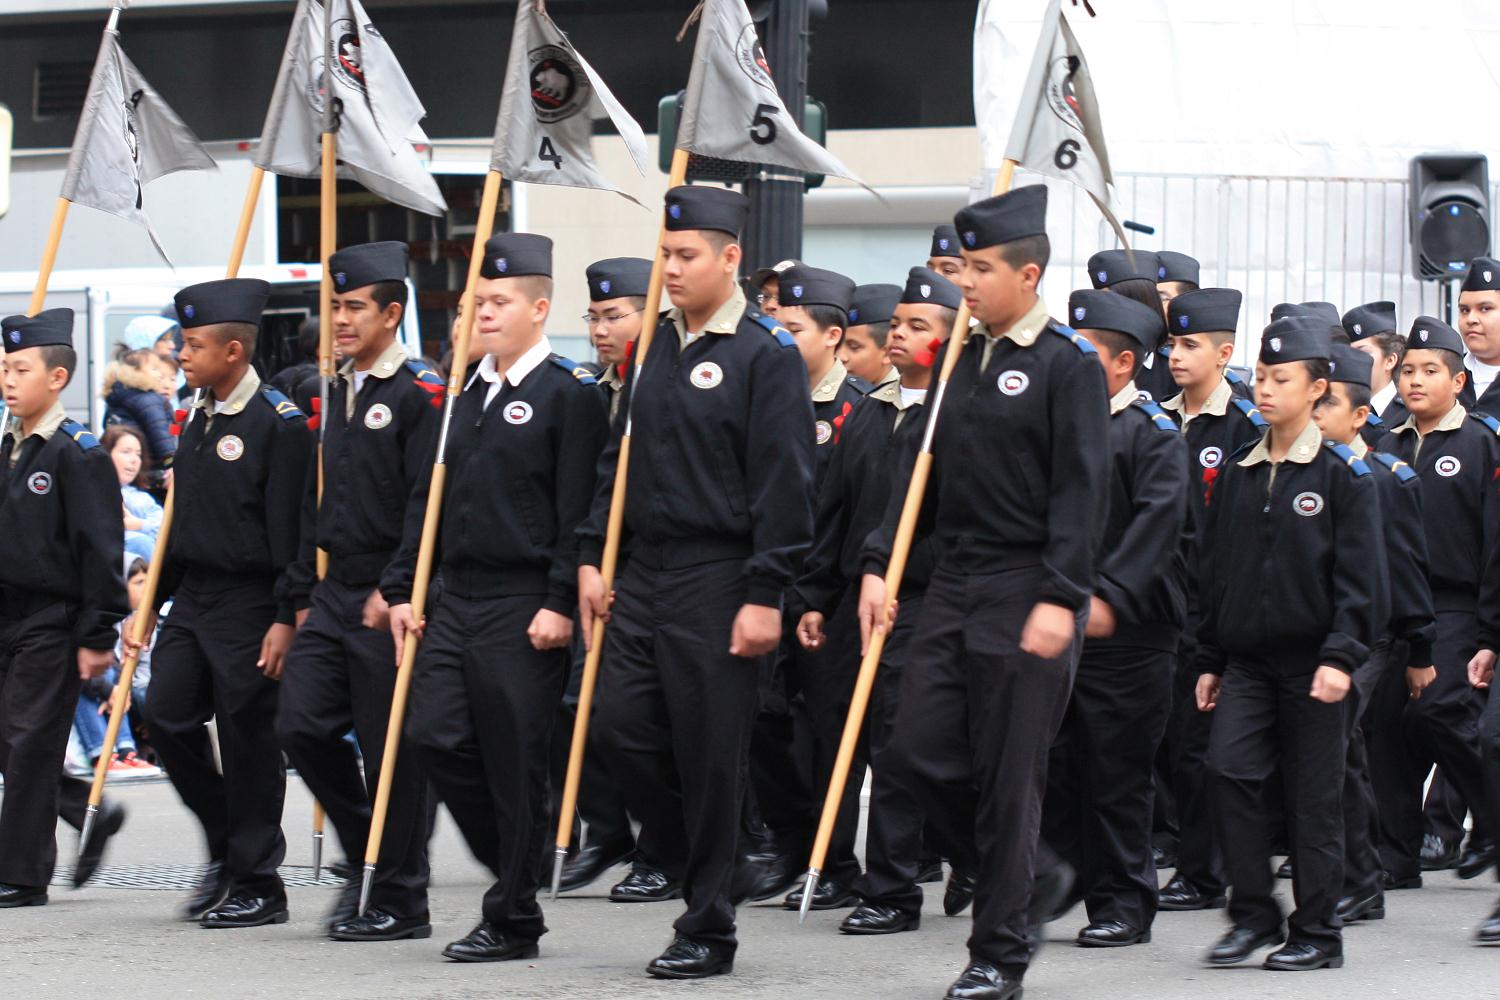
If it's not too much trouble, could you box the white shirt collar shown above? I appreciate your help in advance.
[467,335,553,391]
[1371,381,1396,416]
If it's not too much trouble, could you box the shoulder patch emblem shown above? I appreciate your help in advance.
[1371,451,1418,482]
[1231,396,1269,430]
[549,354,597,385]
[753,313,797,349]
[403,358,445,389]
[364,403,393,430]
[216,435,245,462]
[997,370,1030,396]
[59,419,101,451]
[27,471,52,495]
[1435,455,1462,477]
[261,386,304,422]
[1293,491,1325,516]
[1047,323,1097,355]
[1199,445,1224,469]
[690,362,724,390]
[502,401,534,425]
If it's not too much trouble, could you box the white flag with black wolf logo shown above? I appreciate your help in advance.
[255,0,447,217]
[677,0,861,184]
[978,0,1126,245]
[490,1,649,200]
[60,30,216,265]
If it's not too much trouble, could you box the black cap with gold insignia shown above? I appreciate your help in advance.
[481,233,553,280]
[586,257,652,301]
[930,224,961,259]
[664,185,750,238]
[900,267,962,310]
[1168,288,1242,336]
[1156,250,1201,287]
[175,279,271,330]
[1068,288,1165,350]
[1260,315,1333,364]
[329,241,408,293]
[1461,255,1500,293]
[848,283,902,328]
[1329,342,1373,387]
[777,265,856,315]
[2,308,74,352]
[953,184,1048,251]
[1405,315,1465,356]
[1341,301,1397,343]
[1087,249,1161,289]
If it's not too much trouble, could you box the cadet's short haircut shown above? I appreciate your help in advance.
[1107,278,1162,316]
[701,230,738,256]
[997,234,1051,276]
[1342,382,1372,412]
[1407,346,1464,378]
[39,344,77,385]
[1301,357,1332,403]
[211,321,259,356]
[512,275,554,303]
[369,279,408,313]
[1087,328,1141,376]
[855,319,892,348]
[934,306,959,336]
[627,295,647,312]
[1372,331,1405,364]
[1206,331,1236,348]
[802,303,850,336]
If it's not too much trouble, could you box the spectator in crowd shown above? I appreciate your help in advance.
[102,347,176,491]
[271,317,321,416]
[105,425,164,562]
[74,556,160,776]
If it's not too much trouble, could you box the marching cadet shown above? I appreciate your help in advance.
[927,224,964,282]
[1310,342,1436,926]
[1374,317,1500,892]
[1457,257,1500,415]
[1156,287,1264,913]
[776,264,865,488]
[382,234,606,962]
[1039,290,1189,948]
[578,186,815,980]
[1195,315,1385,972]
[274,242,441,942]
[1342,300,1405,441]
[838,283,901,388]
[799,267,963,935]
[1155,251,1200,307]
[555,255,657,897]
[144,279,313,927]
[1087,249,1173,401]
[0,310,127,907]
[860,185,1110,1000]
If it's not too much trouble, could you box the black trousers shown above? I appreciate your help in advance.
[407,592,567,940]
[1167,647,1226,893]
[147,577,286,897]
[0,598,91,887]
[1341,643,1395,899]
[885,566,1080,978]
[747,637,815,862]
[276,578,431,917]
[1482,661,1500,870]
[1042,642,1173,930]
[1209,653,1346,951]
[1376,610,1492,878]
[592,558,763,951]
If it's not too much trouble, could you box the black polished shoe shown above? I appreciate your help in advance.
[1457,844,1495,881]
[1077,920,1150,947]
[329,907,433,942]
[1206,926,1285,966]
[783,879,859,911]
[1152,845,1178,870]
[1030,861,1078,925]
[646,935,734,979]
[916,858,945,884]
[558,840,634,893]
[1263,942,1343,970]
[73,802,127,887]
[200,893,289,928]
[735,850,794,903]
[1380,870,1422,891]
[326,876,361,931]
[1420,834,1461,871]
[1276,859,1293,879]
[609,866,682,903]
[944,868,977,916]
[441,921,538,962]
[1158,875,1227,911]
[1334,890,1385,923]
[180,861,231,921]
[943,959,1022,1000]
[840,902,921,935]
[1477,900,1500,943]
[0,882,48,908]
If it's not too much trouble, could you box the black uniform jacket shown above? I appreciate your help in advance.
[1353,440,1437,669]
[382,342,608,617]
[158,369,314,625]
[863,300,1110,613]
[0,403,127,648]
[1194,424,1386,675]
[810,359,869,492]
[578,289,816,610]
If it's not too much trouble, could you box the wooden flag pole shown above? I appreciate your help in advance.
[29,199,71,315]
[550,146,690,898]
[358,169,505,915]
[797,160,1017,923]
[79,162,268,858]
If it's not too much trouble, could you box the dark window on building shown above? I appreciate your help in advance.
[33,61,92,121]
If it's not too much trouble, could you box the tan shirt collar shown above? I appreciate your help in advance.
[1348,435,1369,459]
[670,285,747,349]
[5,399,67,448]
[811,359,850,403]
[1109,380,1139,416]
[1159,378,1232,423]
[873,366,900,390]
[599,363,623,392]
[339,339,408,381]
[988,296,1051,349]
[1391,402,1466,436]
[195,367,261,417]
[1239,419,1322,467]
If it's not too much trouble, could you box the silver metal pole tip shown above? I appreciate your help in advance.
[550,848,566,900]
[78,806,100,861]
[358,863,376,916]
[311,830,325,880]
[798,870,821,924]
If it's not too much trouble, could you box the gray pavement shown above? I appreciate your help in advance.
[5,775,1499,1000]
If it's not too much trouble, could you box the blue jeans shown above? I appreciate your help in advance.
[74,668,146,760]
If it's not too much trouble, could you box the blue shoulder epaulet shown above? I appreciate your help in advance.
[403,358,444,388]
[1324,439,1371,477]
[260,385,305,422]
[1225,366,1247,386]
[1365,409,1384,429]
[549,354,596,385]
[752,312,797,349]
[1133,398,1178,433]
[1470,411,1500,436]
[1231,395,1269,430]
[59,418,101,451]
[1370,450,1418,482]
[1048,323,1097,355]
